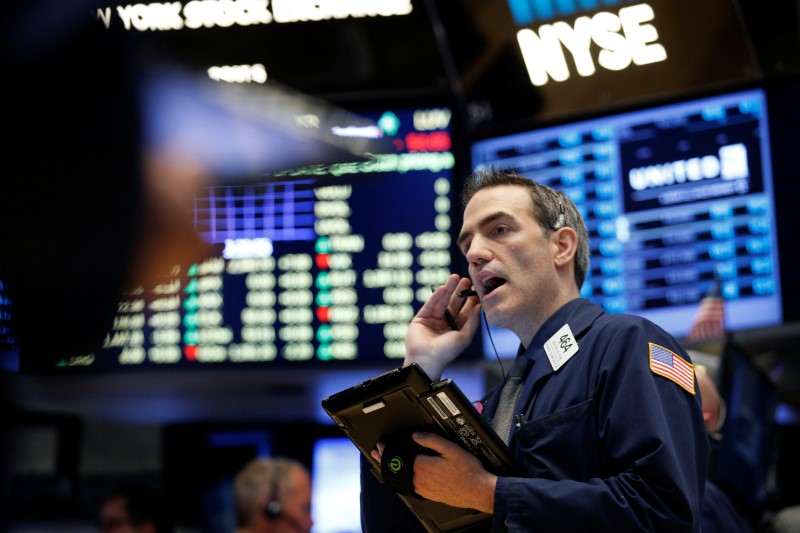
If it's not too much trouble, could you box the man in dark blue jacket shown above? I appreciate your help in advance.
[361,168,708,532]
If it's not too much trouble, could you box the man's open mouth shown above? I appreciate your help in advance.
[484,277,506,295]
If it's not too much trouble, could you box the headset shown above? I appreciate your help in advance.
[262,460,308,532]
[550,201,566,230]
[264,460,284,520]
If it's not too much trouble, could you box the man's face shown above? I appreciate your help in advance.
[458,184,559,336]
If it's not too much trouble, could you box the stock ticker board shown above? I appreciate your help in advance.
[77,106,457,368]
[471,88,782,357]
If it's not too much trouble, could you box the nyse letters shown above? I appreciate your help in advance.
[517,3,667,86]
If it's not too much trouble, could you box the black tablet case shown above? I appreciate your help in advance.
[321,363,523,533]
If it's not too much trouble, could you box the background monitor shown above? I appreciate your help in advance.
[470,85,788,358]
[163,422,359,533]
[0,277,16,372]
[46,103,460,371]
[311,437,361,533]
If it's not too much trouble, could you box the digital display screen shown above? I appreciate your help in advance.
[471,88,782,357]
[311,437,361,533]
[71,105,457,369]
[0,278,16,371]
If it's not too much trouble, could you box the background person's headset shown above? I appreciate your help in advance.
[264,460,285,521]
[261,460,308,532]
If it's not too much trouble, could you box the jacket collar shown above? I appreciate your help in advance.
[521,298,603,382]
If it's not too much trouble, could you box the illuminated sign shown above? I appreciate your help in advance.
[516,2,666,86]
[506,0,640,25]
[207,63,267,83]
[628,143,749,192]
[444,0,759,123]
[97,0,413,31]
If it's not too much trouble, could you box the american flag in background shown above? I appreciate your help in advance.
[687,280,726,342]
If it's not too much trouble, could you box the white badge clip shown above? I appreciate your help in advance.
[544,323,579,371]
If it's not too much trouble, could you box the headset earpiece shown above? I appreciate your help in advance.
[264,499,282,520]
[551,202,566,230]
[263,460,284,520]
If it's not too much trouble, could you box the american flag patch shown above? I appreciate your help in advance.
[649,343,695,394]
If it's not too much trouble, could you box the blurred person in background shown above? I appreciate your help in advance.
[687,285,751,533]
[233,457,313,533]
[97,482,174,533]
[696,369,752,533]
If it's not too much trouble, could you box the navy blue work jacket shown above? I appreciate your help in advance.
[361,298,709,533]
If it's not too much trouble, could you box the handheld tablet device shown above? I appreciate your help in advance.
[321,363,523,533]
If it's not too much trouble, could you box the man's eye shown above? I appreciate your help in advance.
[494,226,508,236]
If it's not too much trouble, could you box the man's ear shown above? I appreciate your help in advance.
[552,227,578,268]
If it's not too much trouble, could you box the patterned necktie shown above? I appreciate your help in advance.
[491,355,533,445]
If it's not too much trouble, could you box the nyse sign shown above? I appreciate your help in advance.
[516,3,666,86]
[100,0,413,31]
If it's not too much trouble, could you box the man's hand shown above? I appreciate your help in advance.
[404,274,481,380]
[412,431,497,513]
[400,432,497,514]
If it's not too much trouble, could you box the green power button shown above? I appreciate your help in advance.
[388,456,403,473]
